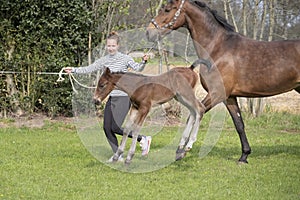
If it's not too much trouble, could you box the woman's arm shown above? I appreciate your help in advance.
[65,57,105,74]
[127,55,149,72]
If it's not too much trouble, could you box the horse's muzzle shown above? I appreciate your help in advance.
[93,98,101,105]
[146,28,160,42]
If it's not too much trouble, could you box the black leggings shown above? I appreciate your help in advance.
[103,96,143,153]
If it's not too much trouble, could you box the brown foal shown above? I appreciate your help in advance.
[94,59,211,164]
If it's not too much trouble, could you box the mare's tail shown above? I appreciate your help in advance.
[190,59,211,71]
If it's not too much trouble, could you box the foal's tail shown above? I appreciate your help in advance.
[190,59,212,71]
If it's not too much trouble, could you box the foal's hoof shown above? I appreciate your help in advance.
[175,148,187,161]
[237,160,248,165]
[124,159,132,166]
[185,147,192,152]
[112,155,120,162]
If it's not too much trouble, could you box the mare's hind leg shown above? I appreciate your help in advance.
[225,97,251,163]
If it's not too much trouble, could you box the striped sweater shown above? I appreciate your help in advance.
[72,52,146,96]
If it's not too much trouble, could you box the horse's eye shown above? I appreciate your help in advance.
[165,7,171,12]
[159,4,165,13]
[164,4,174,12]
[99,84,106,89]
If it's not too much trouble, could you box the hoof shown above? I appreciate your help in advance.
[237,159,248,165]
[112,155,119,162]
[185,147,192,152]
[175,148,186,161]
[125,159,131,165]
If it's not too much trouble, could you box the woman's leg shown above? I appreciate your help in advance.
[103,96,143,153]
[103,97,119,153]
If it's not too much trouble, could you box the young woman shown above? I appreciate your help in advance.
[65,31,151,162]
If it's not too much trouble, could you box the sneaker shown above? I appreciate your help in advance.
[140,136,152,156]
[106,154,124,163]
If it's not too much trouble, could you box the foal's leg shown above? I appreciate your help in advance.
[176,113,195,161]
[125,106,150,165]
[113,121,132,162]
[175,94,205,161]
[125,125,142,165]
[112,109,136,162]
[186,101,204,150]
[225,97,251,163]
[178,114,195,148]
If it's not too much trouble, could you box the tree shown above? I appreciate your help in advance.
[0,0,161,118]
[220,0,299,116]
[0,0,92,117]
[0,0,298,118]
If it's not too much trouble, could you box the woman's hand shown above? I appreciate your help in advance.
[64,67,73,74]
[143,55,149,62]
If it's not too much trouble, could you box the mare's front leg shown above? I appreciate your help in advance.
[225,97,251,163]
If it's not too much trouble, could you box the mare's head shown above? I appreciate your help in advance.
[93,67,115,105]
[146,0,235,42]
[146,0,188,42]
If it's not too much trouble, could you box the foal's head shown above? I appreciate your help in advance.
[93,67,115,105]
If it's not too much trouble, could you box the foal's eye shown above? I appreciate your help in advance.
[99,84,106,89]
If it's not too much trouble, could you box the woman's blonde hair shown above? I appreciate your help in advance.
[107,31,120,44]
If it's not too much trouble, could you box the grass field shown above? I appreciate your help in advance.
[0,111,299,200]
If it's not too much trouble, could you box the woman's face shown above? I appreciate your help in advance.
[106,39,119,55]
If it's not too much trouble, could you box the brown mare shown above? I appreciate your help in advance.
[146,0,300,163]
[94,59,211,164]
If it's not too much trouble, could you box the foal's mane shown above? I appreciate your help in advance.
[190,0,235,32]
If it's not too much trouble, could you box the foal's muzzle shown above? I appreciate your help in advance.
[93,98,101,105]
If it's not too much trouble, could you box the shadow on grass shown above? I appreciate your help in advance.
[83,143,299,170]
[186,144,300,161]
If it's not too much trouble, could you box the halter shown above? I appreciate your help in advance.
[151,0,185,30]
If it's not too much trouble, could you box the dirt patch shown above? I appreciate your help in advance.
[0,114,73,128]
[0,91,298,129]
[265,90,299,114]
[195,84,299,114]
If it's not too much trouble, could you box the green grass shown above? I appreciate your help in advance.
[0,112,299,200]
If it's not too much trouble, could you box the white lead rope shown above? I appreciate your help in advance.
[57,46,156,93]
[57,68,96,94]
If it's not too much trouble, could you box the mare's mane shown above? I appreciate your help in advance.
[190,0,235,32]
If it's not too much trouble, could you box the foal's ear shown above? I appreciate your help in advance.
[104,67,111,75]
